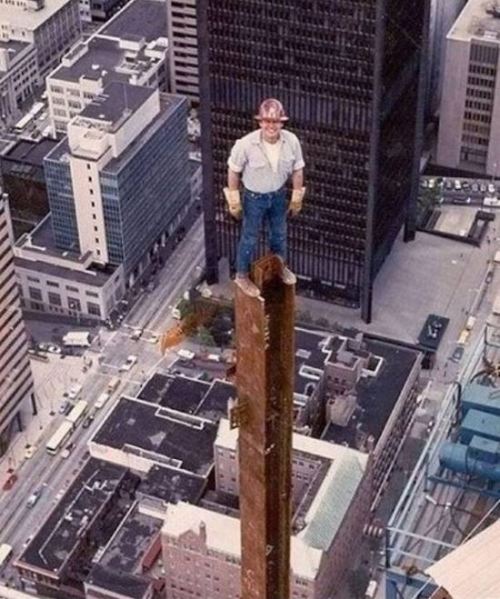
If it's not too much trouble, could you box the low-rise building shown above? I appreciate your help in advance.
[162,419,371,599]
[14,214,125,321]
[0,0,81,80]
[15,459,137,598]
[47,0,168,134]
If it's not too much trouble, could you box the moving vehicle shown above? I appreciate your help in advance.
[62,331,91,348]
[68,383,83,400]
[46,421,73,455]
[82,412,95,428]
[130,328,143,340]
[95,392,111,409]
[58,400,71,415]
[119,355,138,372]
[26,489,42,508]
[0,544,13,568]
[65,399,89,429]
[61,442,75,459]
[107,376,120,393]
[24,445,37,459]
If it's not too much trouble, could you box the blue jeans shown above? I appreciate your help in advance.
[236,187,287,275]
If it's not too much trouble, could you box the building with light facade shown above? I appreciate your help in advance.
[162,419,371,599]
[0,41,38,127]
[0,192,35,455]
[167,0,199,102]
[47,0,168,134]
[437,0,500,177]
[0,0,81,80]
[14,83,193,321]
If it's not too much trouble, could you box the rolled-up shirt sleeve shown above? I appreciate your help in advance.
[293,137,305,171]
[228,140,247,173]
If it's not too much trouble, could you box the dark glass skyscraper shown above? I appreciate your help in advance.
[198,0,429,322]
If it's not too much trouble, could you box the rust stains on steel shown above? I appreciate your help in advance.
[233,254,295,599]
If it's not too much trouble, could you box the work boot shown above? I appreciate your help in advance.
[235,274,260,297]
[275,256,296,286]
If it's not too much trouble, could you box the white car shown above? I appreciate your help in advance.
[454,179,462,191]
[120,355,138,372]
[488,182,496,194]
[427,178,435,189]
[24,446,37,459]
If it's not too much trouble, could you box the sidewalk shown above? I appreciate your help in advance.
[0,354,86,489]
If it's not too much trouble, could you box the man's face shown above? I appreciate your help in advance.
[259,118,283,143]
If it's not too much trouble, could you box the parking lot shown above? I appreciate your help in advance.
[421,175,500,206]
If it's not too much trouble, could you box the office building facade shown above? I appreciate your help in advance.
[0,192,35,455]
[44,82,192,285]
[167,0,199,102]
[437,0,500,177]
[198,0,429,322]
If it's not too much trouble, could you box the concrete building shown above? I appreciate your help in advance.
[437,0,500,177]
[0,0,81,80]
[162,419,371,599]
[85,501,163,599]
[15,459,137,598]
[167,0,199,102]
[0,192,35,455]
[46,83,191,284]
[47,0,168,134]
[427,0,467,115]
[0,40,39,127]
[14,214,125,321]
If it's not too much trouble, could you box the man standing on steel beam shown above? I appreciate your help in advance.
[224,98,306,293]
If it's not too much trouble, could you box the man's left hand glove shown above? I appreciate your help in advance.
[289,187,306,216]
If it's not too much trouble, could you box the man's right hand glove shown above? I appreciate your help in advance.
[223,187,242,220]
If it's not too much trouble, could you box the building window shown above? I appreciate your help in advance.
[66,285,78,293]
[27,276,40,283]
[28,287,42,301]
[87,302,101,316]
[48,292,62,306]
[95,238,99,244]
[46,280,59,288]
[67,297,81,311]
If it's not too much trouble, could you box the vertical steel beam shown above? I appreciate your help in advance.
[234,255,295,599]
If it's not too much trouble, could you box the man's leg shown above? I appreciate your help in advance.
[236,192,266,280]
[267,189,287,260]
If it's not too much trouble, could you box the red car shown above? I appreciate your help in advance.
[2,473,18,490]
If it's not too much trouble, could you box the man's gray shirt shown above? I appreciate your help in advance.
[228,129,305,193]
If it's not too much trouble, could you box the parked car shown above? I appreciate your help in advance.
[61,442,75,459]
[480,182,487,193]
[471,182,479,193]
[24,446,37,459]
[2,473,17,491]
[454,179,462,191]
[462,180,470,190]
[488,182,496,194]
[82,413,95,428]
[130,328,143,341]
[451,346,464,363]
[59,400,71,415]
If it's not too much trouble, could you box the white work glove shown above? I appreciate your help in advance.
[289,187,306,216]
[223,187,242,220]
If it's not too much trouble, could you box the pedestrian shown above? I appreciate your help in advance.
[224,98,305,294]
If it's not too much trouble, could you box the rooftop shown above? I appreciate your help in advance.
[79,82,155,126]
[18,459,127,574]
[98,0,167,42]
[167,420,368,580]
[0,40,32,71]
[294,327,332,397]
[87,501,160,598]
[322,336,420,447]
[195,380,235,422]
[138,373,210,413]
[14,215,117,287]
[0,0,80,30]
[92,396,217,477]
[2,139,58,167]
[449,0,500,42]
[137,464,206,503]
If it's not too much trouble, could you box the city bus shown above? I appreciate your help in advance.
[46,421,73,455]
[13,113,35,133]
[65,399,89,429]
[0,543,13,568]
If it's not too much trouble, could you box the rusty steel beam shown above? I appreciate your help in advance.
[234,254,295,599]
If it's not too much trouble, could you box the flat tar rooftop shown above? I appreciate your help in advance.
[449,0,500,42]
[97,0,167,41]
[17,460,126,574]
[91,396,217,477]
[80,82,155,125]
[322,336,420,446]
[87,501,161,598]
[2,139,58,167]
